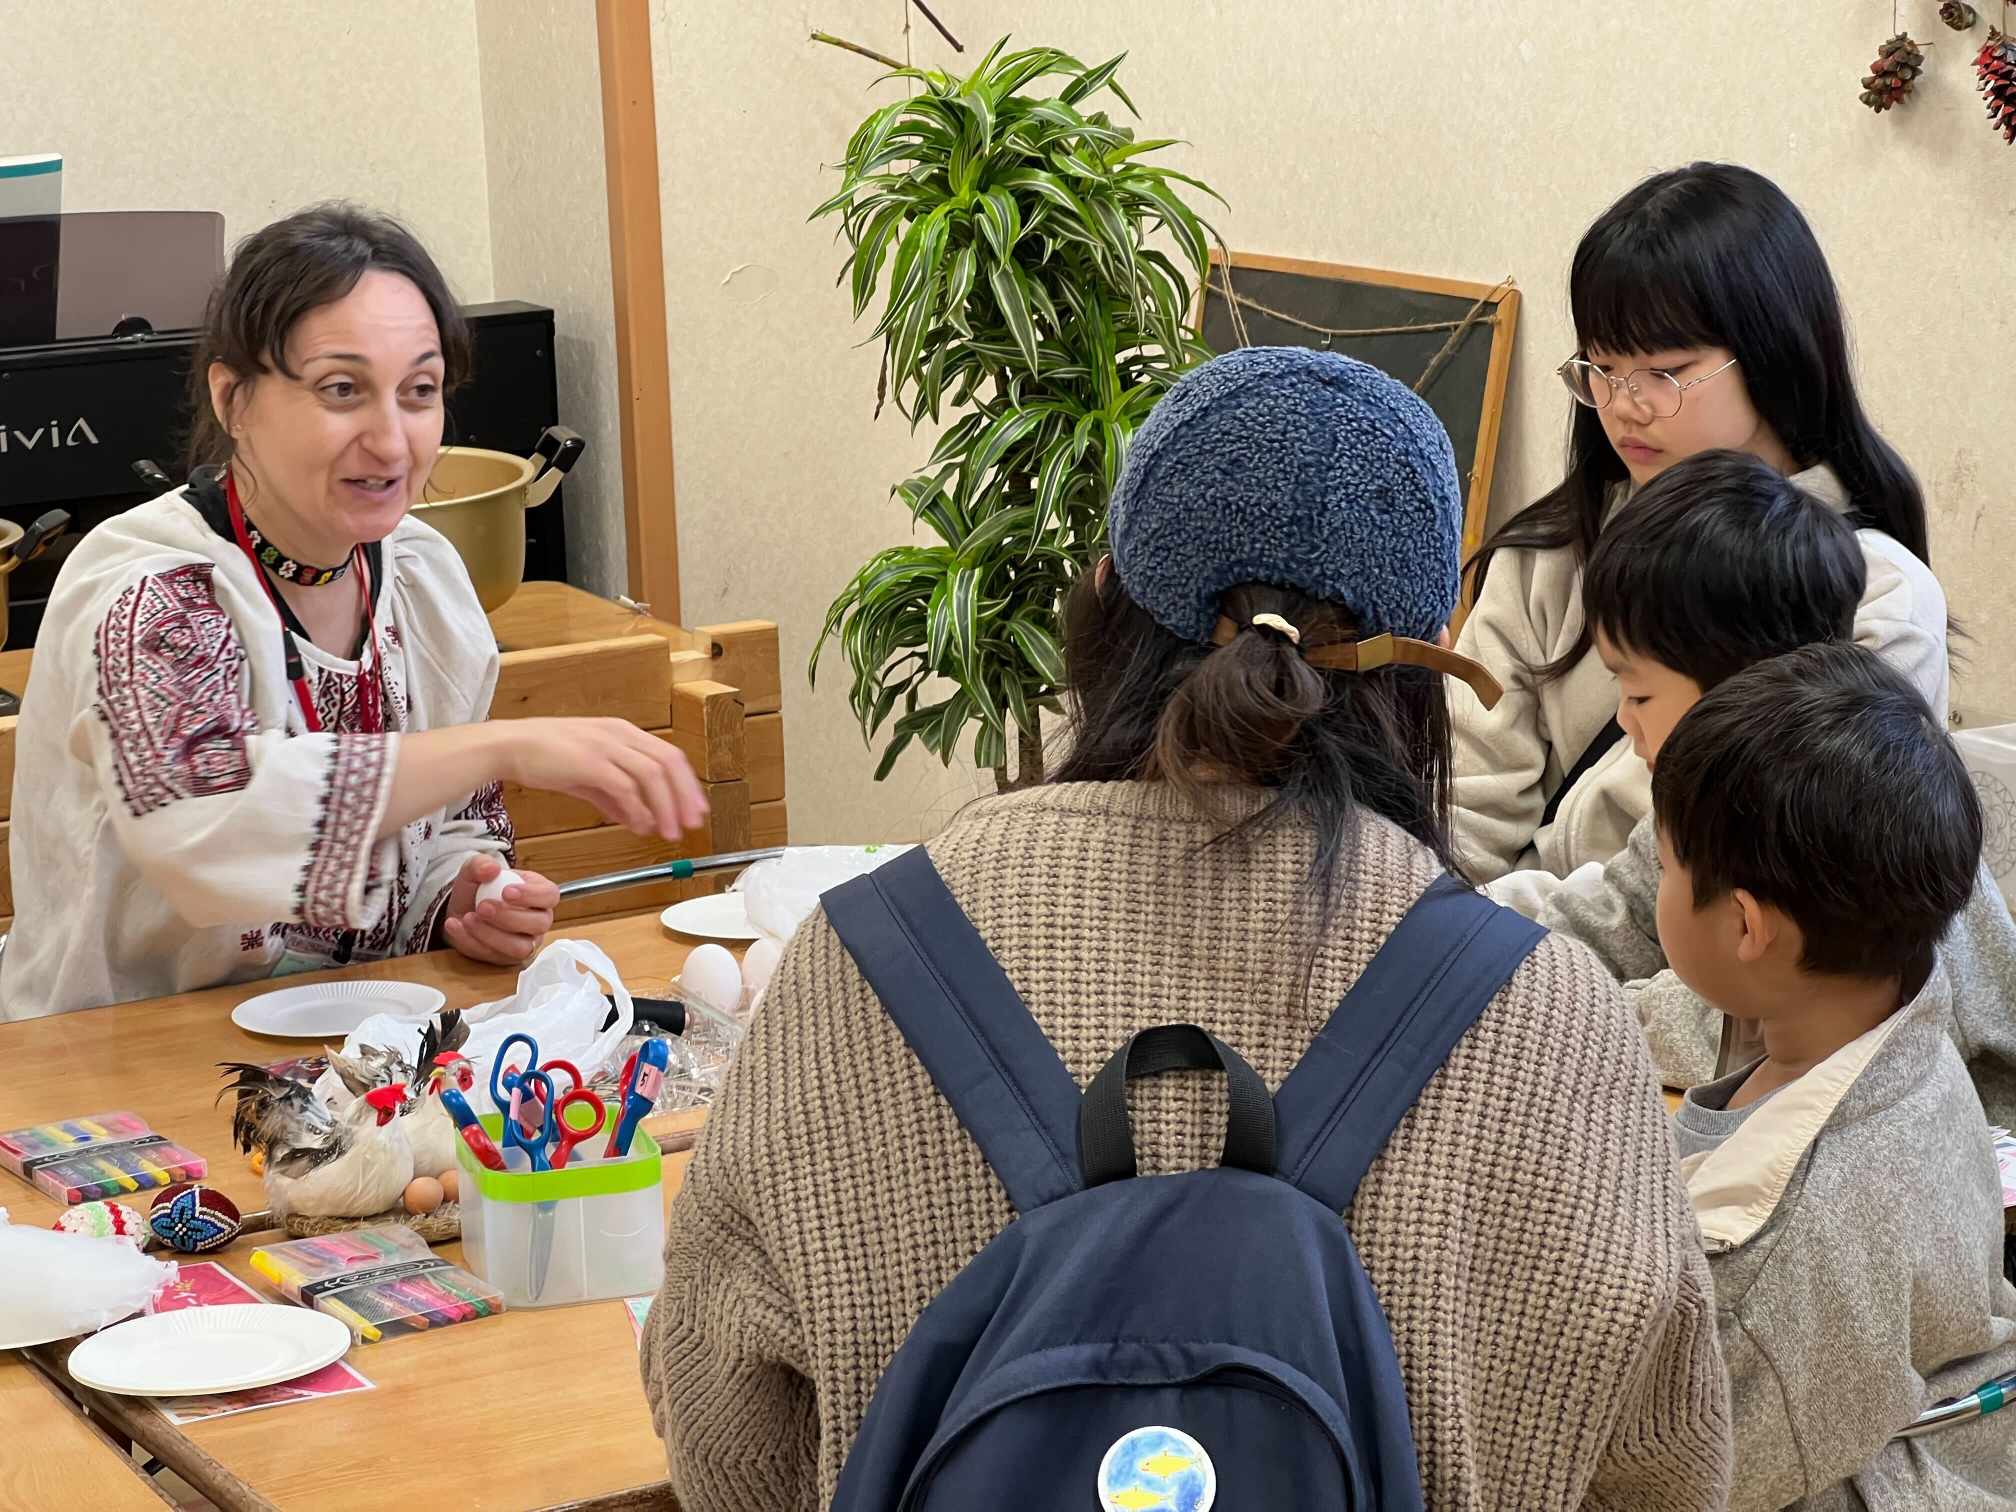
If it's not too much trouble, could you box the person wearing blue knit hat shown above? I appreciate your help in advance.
[646,343,1732,1510]
[1100,344,1501,709]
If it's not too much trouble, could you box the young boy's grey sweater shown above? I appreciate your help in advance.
[1487,816,2016,1127]
[1682,967,2016,1508]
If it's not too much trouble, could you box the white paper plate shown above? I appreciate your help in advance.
[67,1305,353,1398]
[231,980,447,1038]
[659,892,762,941]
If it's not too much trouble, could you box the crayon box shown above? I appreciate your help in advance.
[0,1109,208,1205]
[249,1226,506,1341]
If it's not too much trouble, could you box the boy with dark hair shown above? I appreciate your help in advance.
[1487,450,2016,1121]
[1652,643,2016,1507]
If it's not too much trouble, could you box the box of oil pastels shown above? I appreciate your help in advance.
[0,1110,209,1204]
[250,1226,506,1341]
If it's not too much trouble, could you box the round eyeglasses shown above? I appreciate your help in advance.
[1557,355,1739,420]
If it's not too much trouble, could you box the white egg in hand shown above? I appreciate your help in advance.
[681,943,744,1016]
[476,868,524,908]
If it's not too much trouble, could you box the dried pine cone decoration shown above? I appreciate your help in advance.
[1862,33,1926,112]
[1942,2,1979,31]
[1981,28,2016,143]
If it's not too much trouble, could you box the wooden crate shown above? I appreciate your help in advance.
[0,585,790,935]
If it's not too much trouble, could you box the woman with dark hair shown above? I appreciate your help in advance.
[644,349,1730,1508]
[1,204,706,1017]
[1452,162,1948,882]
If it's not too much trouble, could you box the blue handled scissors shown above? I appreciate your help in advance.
[502,1069,557,1172]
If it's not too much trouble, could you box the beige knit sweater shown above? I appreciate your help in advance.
[641,782,1732,1509]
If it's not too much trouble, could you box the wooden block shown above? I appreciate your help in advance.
[492,637,669,727]
[0,649,32,699]
[751,798,788,848]
[705,773,753,850]
[515,779,751,882]
[0,715,14,823]
[671,680,745,781]
[745,712,784,805]
[695,621,781,715]
[0,820,11,917]
[488,581,705,655]
[505,750,746,840]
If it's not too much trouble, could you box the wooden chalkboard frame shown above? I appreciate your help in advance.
[1197,251,1521,597]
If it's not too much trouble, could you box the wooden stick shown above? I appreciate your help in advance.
[598,0,683,623]
[811,31,905,70]
[909,0,963,51]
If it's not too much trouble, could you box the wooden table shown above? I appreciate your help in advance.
[0,1354,172,1507]
[0,915,705,1511]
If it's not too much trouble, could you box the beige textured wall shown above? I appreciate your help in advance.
[662,2,2016,844]
[0,0,496,299]
[475,0,627,595]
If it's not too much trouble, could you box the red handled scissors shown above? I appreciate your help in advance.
[546,1087,607,1170]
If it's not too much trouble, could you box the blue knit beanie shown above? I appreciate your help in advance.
[1107,346,1463,644]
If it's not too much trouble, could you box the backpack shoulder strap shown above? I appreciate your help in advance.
[821,846,1084,1212]
[1272,876,1545,1212]
[1541,715,1625,830]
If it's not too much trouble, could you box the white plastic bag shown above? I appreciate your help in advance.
[0,1209,178,1348]
[737,844,915,944]
[1956,724,2016,908]
[326,939,636,1116]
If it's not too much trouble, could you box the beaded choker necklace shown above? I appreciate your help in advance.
[240,516,351,587]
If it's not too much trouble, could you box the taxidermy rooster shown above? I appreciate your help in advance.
[319,1010,467,1104]
[218,1066,414,1218]
[401,1014,478,1179]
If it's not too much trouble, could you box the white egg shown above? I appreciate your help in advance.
[741,937,784,998]
[476,867,524,908]
[680,944,743,1015]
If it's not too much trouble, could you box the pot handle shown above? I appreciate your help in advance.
[524,426,585,509]
[0,510,70,576]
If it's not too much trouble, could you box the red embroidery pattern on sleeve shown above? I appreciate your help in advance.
[92,565,258,818]
[294,736,391,928]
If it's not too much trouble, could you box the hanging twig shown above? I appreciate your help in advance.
[811,30,906,70]
[909,0,963,51]
[1204,270,1513,399]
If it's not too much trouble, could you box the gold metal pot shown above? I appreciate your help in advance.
[412,427,582,613]
[0,511,70,652]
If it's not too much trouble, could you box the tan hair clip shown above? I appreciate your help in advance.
[1211,616,1505,710]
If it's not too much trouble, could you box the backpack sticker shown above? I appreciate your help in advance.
[1097,1425,1216,1512]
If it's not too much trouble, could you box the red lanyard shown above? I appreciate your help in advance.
[224,471,383,735]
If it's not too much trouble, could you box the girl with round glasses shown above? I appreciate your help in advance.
[1449,161,1947,883]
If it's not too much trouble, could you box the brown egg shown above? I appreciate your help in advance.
[403,1175,445,1215]
[438,1168,461,1204]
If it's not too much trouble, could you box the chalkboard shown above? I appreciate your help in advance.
[1198,252,1520,571]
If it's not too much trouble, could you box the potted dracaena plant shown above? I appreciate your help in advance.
[808,39,1220,790]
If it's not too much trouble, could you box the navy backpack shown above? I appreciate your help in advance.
[822,846,1543,1511]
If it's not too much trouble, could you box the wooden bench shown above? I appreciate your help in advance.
[0,584,788,933]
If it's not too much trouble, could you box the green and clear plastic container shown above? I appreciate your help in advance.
[454,1116,665,1308]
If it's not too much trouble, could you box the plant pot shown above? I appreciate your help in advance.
[0,510,71,652]
[412,427,582,612]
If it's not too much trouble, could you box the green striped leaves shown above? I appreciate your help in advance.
[810,40,1222,783]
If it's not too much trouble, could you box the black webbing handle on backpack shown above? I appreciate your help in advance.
[1078,1025,1277,1188]
[1539,716,1625,830]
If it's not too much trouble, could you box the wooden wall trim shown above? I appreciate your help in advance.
[596,0,681,623]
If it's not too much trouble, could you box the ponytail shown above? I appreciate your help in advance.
[1054,573,1465,958]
